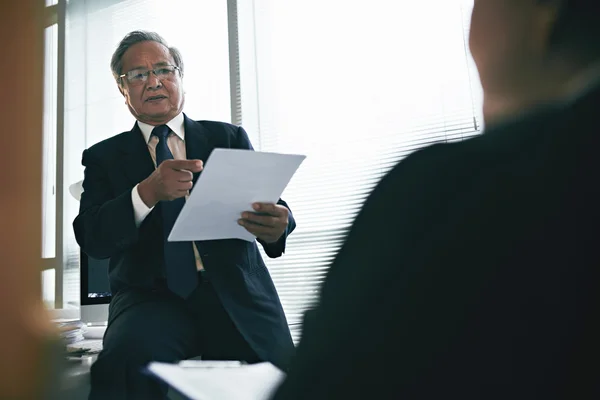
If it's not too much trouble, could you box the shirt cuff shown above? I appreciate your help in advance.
[131,184,153,227]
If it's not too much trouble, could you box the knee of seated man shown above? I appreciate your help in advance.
[102,325,182,364]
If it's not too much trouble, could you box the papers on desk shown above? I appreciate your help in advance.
[52,318,85,345]
[146,361,286,400]
[169,148,306,242]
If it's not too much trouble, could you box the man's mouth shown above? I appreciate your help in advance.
[146,95,167,102]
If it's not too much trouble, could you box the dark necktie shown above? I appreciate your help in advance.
[152,125,198,298]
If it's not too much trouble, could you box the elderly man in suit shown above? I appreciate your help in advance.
[273,0,600,399]
[74,31,296,400]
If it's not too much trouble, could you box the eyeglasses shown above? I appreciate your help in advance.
[119,65,181,86]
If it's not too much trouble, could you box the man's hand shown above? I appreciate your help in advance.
[138,159,203,208]
[238,202,289,244]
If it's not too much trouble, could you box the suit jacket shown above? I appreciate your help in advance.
[273,82,600,399]
[73,116,295,369]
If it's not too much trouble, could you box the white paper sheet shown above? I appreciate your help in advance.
[146,361,286,400]
[168,148,306,242]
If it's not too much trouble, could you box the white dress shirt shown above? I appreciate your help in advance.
[131,112,204,270]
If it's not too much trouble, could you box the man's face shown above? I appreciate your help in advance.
[469,0,558,102]
[119,40,185,125]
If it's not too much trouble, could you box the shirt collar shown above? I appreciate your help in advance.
[137,112,185,143]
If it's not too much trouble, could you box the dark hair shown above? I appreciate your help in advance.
[110,31,184,84]
[549,0,600,60]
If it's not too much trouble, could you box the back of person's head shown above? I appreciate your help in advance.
[468,0,600,125]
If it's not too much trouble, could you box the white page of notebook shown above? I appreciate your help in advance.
[147,361,286,400]
[168,148,305,242]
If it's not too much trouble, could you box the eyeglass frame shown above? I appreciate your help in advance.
[118,65,182,86]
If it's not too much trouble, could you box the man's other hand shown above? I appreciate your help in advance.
[238,203,289,244]
[138,159,203,207]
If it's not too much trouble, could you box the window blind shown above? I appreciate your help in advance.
[62,0,231,307]
[236,0,483,343]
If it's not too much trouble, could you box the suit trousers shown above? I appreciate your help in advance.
[88,272,260,400]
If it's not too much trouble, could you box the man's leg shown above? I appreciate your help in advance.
[89,291,200,400]
[187,278,260,363]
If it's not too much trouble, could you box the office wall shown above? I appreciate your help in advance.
[0,1,54,398]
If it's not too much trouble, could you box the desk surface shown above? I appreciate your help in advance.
[56,354,96,400]
[65,355,96,376]
[67,339,103,352]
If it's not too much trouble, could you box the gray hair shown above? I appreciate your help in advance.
[110,30,184,85]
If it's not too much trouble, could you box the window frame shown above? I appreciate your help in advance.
[42,0,66,309]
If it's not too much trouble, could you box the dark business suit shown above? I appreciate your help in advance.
[74,115,295,399]
[273,81,600,400]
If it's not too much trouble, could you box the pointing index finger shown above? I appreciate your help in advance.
[169,159,203,172]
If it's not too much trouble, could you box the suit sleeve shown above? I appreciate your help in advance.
[271,144,468,399]
[234,126,296,258]
[73,148,139,259]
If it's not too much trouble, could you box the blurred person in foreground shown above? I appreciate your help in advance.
[272,0,600,398]
[0,1,60,399]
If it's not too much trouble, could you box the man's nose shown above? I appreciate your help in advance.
[146,71,162,89]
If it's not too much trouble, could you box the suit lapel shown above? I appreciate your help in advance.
[118,116,213,188]
[119,122,156,187]
[183,114,213,184]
